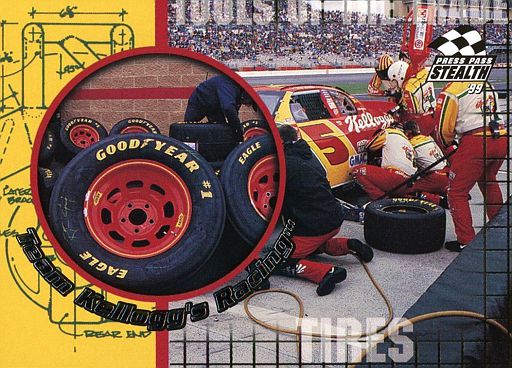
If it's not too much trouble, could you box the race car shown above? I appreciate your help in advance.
[255,84,397,187]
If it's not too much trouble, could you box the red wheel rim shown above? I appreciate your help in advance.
[120,125,150,134]
[69,124,101,149]
[84,159,192,259]
[247,155,279,220]
[243,127,267,141]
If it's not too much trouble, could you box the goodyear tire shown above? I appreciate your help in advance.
[38,161,64,213]
[221,135,278,246]
[364,198,445,254]
[110,118,160,135]
[39,129,57,165]
[48,133,225,295]
[169,123,239,163]
[241,119,269,141]
[60,117,108,155]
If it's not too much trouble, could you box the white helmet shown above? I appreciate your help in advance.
[387,61,409,89]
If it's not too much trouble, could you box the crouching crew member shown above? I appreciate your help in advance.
[403,120,449,205]
[434,82,507,252]
[352,126,416,199]
[277,125,373,296]
[184,75,253,137]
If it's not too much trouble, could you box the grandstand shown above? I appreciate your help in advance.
[168,1,510,70]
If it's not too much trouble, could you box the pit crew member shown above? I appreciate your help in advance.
[403,120,449,205]
[352,126,416,200]
[277,125,373,296]
[368,54,394,97]
[184,75,253,137]
[386,60,436,134]
[434,82,507,252]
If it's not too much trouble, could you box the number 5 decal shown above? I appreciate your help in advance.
[298,122,349,166]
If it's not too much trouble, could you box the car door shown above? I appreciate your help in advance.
[290,89,359,188]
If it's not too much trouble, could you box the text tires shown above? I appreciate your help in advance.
[221,135,278,246]
[48,134,225,295]
[364,198,445,254]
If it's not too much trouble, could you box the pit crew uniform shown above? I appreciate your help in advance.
[406,134,449,200]
[184,75,243,132]
[368,74,393,96]
[368,54,393,97]
[400,68,436,135]
[397,68,437,134]
[278,138,372,294]
[435,82,507,246]
[352,127,416,199]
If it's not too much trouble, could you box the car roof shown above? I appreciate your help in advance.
[254,84,345,93]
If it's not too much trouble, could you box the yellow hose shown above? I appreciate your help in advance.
[243,255,512,366]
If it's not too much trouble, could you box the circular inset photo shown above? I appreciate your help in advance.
[32,48,285,299]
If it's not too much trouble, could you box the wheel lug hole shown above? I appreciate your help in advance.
[144,204,149,209]
[121,218,126,222]
[149,219,154,224]
[134,229,139,233]
[128,203,133,208]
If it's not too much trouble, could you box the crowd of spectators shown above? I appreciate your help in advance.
[168,1,509,67]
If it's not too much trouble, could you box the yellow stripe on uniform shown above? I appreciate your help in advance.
[438,92,458,147]
[366,129,387,151]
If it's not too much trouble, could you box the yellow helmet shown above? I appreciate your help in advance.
[376,54,394,72]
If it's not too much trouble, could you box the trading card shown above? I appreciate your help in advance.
[1,1,510,367]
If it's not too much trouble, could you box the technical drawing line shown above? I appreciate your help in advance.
[0,164,29,182]
[28,7,128,21]
[1,53,38,77]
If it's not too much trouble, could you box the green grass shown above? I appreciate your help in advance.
[334,83,369,95]
[335,81,447,95]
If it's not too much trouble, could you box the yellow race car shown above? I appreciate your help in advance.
[255,84,396,187]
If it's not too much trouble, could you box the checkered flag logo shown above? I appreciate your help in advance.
[429,25,486,56]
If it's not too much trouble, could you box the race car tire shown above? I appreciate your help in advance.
[48,133,225,295]
[169,122,239,163]
[110,118,161,135]
[60,117,108,155]
[38,129,57,165]
[38,162,64,213]
[364,198,445,254]
[241,119,269,141]
[221,135,278,246]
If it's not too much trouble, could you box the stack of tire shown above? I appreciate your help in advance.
[38,115,276,295]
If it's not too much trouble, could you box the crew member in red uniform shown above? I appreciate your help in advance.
[352,126,416,199]
[277,125,374,296]
[385,60,437,134]
[368,54,394,97]
[434,82,507,251]
[403,120,449,205]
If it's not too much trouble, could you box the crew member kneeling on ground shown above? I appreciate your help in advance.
[403,120,449,205]
[352,126,416,199]
[184,75,253,137]
[277,125,373,296]
[434,82,507,252]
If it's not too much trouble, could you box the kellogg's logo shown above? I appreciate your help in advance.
[476,95,496,112]
[344,112,394,134]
